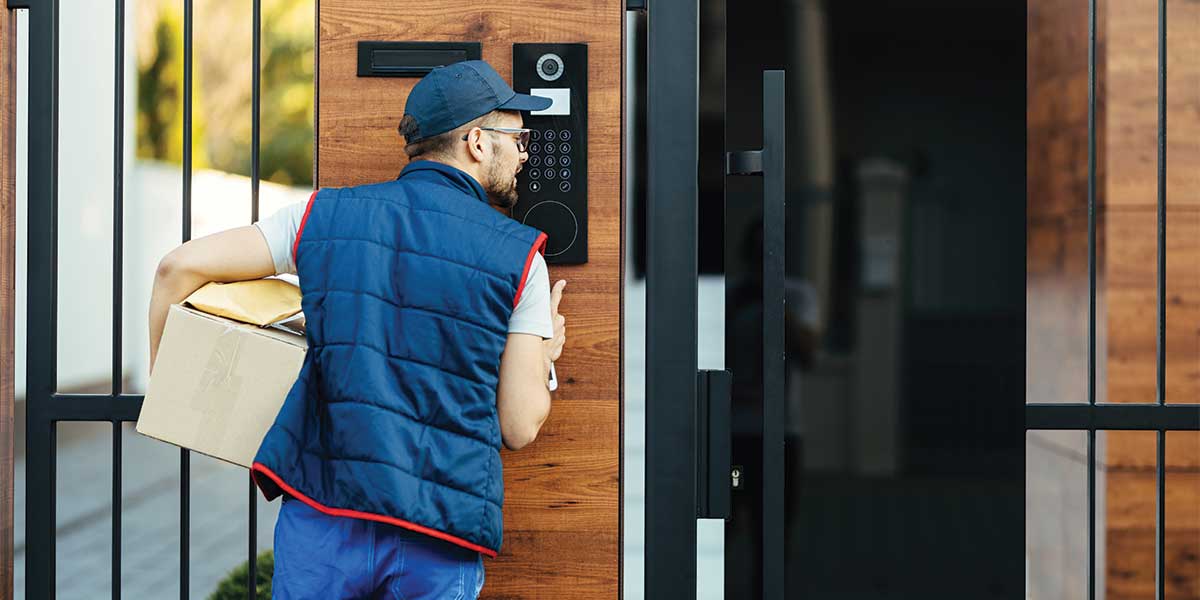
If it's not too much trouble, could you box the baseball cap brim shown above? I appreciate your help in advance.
[499,92,553,112]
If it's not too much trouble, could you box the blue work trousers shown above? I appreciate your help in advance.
[272,497,485,599]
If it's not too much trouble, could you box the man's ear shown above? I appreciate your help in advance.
[465,128,488,164]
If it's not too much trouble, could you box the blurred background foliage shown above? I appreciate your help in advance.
[136,0,315,187]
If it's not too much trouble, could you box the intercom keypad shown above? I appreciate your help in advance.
[514,43,588,264]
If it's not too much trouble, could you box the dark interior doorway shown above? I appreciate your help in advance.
[719,1,1026,597]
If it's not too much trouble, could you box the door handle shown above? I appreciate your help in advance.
[725,69,786,599]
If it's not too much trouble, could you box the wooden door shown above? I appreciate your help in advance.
[316,2,622,597]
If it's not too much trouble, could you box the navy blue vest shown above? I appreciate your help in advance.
[252,161,546,556]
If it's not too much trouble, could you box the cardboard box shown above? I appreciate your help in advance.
[137,282,306,468]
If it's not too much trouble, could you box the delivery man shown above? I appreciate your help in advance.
[148,59,567,599]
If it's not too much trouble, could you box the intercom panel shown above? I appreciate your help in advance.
[513,43,588,264]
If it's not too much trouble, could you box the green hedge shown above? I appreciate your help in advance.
[207,550,274,600]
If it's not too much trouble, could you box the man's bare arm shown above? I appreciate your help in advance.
[496,279,566,450]
[149,226,276,372]
[496,333,552,450]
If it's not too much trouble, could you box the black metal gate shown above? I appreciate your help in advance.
[16,0,268,597]
[1023,2,1200,599]
[13,0,1200,598]
[638,0,1200,599]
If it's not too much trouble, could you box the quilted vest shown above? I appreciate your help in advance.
[251,160,547,556]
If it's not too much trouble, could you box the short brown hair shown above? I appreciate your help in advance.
[399,111,505,160]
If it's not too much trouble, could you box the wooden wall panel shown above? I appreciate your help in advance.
[316,2,622,597]
[1104,0,1200,210]
[0,8,13,599]
[1027,0,1098,221]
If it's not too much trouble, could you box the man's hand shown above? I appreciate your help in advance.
[543,280,567,377]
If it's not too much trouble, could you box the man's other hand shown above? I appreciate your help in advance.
[544,279,567,370]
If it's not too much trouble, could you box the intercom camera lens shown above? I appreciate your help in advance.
[536,53,565,82]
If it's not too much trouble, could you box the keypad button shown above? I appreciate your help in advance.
[560,155,571,167]
[544,169,555,180]
[529,143,541,154]
[544,130,557,141]
[560,168,571,180]
[559,130,571,141]
[543,142,556,154]
[560,142,571,154]
[528,155,541,167]
[545,155,557,167]
[559,181,572,193]
[529,180,542,192]
[530,129,541,141]
[528,168,540,179]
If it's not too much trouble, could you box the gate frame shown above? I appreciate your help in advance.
[13,0,267,598]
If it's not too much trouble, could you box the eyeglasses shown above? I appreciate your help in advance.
[462,127,531,153]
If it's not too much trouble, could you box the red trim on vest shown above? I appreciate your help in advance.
[292,189,319,264]
[513,232,548,309]
[251,462,498,557]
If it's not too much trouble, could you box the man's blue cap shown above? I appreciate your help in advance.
[401,60,552,144]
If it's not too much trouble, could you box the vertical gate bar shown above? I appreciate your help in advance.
[644,0,699,594]
[180,1,193,598]
[111,0,124,398]
[1086,0,1097,597]
[247,477,257,599]
[1089,0,1099,412]
[25,0,61,597]
[1155,0,1167,598]
[247,2,262,597]
[111,0,126,594]
[112,422,122,600]
[1156,430,1165,600]
[1087,429,1096,600]
[1155,0,1166,411]
[251,0,260,223]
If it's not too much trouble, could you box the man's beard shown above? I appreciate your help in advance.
[485,154,520,209]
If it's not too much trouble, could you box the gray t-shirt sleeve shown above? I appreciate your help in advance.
[255,199,554,338]
[508,253,554,338]
[253,199,307,275]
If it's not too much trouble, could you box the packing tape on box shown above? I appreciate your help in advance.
[189,325,245,449]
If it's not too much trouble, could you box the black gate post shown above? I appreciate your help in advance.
[17,0,60,597]
[644,0,700,595]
